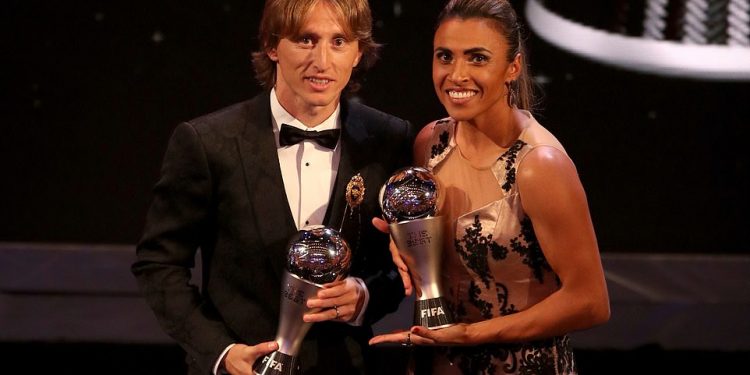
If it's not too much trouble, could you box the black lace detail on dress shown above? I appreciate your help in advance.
[497,139,527,192]
[517,342,561,375]
[495,282,518,316]
[455,216,507,289]
[450,290,468,320]
[448,344,520,375]
[430,130,450,159]
[447,337,574,375]
[469,280,494,319]
[510,217,553,284]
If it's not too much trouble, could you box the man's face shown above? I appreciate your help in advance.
[268,1,362,123]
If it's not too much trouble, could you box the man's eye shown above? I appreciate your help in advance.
[299,37,313,45]
[333,38,346,47]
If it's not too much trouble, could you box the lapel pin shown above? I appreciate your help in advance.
[339,173,365,233]
[345,173,365,210]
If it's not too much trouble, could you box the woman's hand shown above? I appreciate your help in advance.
[369,324,475,347]
[372,217,413,296]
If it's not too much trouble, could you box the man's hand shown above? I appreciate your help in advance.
[223,342,278,375]
[304,277,364,323]
[372,217,413,296]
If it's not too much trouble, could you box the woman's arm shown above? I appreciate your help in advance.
[402,145,610,346]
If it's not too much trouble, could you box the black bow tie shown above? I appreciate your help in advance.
[279,123,340,150]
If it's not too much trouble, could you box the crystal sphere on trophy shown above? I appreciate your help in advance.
[379,166,454,329]
[253,226,351,375]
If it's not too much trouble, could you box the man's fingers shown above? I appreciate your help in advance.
[251,341,279,357]
[303,304,350,322]
[225,342,279,375]
[304,278,364,322]
[308,279,356,307]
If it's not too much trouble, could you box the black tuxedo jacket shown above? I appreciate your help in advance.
[132,91,414,374]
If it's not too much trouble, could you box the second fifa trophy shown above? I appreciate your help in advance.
[379,166,454,329]
[253,226,351,375]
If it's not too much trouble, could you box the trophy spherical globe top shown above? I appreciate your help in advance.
[286,225,352,284]
[379,166,439,224]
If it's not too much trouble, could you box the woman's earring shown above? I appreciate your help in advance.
[505,81,519,108]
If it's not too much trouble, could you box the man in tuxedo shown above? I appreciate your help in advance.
[131,0,414,374]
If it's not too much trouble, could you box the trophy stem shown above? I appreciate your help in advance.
[389,216,445,301]
[253,272,322,375]
[389,216,455,329]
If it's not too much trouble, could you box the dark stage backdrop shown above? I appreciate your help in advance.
[3,0,748,254]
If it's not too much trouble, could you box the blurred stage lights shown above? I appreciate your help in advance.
[525,0,750,80]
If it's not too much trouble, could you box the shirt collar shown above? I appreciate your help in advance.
[270,88,341,134]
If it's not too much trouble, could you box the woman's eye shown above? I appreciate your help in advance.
[436,52,452,63]
[471,54,488,63]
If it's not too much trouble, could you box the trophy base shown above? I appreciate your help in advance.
[253,351,300,375]
[414,297,455,329]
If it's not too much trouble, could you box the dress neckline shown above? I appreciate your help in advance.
[452,113,532,171]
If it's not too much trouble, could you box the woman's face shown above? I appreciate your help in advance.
[432,17,518,122]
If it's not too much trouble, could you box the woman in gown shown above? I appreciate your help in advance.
[370,0,610,374]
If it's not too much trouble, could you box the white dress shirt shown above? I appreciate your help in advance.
[270,88,341,229]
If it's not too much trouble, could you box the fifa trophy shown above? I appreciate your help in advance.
[253,226,352,375]
[379,166,454,329]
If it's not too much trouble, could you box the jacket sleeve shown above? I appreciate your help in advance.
[131,122,234,374]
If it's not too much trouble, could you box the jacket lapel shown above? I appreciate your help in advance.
[236,95,371,266]
[324,99,371,239]
[236,93,296,277]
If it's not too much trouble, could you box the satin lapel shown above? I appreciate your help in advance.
[325,100,371,233]
[236,93,296,278]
